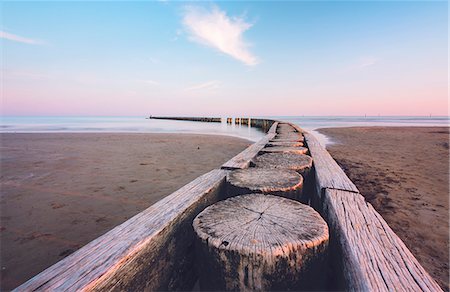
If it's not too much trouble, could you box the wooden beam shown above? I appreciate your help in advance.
[221,122,278,170]
[323,188,442,291]
[303,132,359,196]
[15,169,229,291]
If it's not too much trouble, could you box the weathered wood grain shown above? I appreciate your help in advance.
[323,189,442,292]
[260,146,309,155]
[303,132,359,196]
[226,168,303,199]
[276,123,297,134]
[221,123,278,170]
[275,133,304,140]
[267,121,279,134]
[15,169,229,292]
[193,194,329,291]
[266,141,304,147]
[252,152,313,176]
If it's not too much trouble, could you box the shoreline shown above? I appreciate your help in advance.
[0,132,251,290]
[317,126,449,290]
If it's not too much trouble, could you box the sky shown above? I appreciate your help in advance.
[1,1,448,116]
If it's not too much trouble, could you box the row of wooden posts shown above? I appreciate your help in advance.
[15,119,442,291]
[194,122,328,291]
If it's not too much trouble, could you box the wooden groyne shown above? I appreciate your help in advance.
[149,116,222,123]
[15,118,442,291]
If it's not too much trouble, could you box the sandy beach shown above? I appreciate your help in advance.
[318,127,449,290]
[0,133,251,290]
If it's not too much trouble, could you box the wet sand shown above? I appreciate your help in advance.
[0,133,251,290]
[318,127,449,290]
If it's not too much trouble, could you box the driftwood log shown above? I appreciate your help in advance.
[226,168,303,199]
[193,194,329,291]
[266,141,304,147]
[260,146,309,155]
[252,153,313,177]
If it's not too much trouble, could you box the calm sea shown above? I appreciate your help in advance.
[1,116,449,143]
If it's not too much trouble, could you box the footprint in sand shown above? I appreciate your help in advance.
[51,203,66,209]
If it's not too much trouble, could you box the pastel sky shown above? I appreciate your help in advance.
[1,1,448,116]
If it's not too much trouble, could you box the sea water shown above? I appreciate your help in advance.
[1,116,448,143]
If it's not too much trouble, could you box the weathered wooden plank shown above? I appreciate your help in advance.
[221,123,278,170]
[323,189,442,291]
[15,169,229,292]
[303,132,359,196]
[268,121,279,134]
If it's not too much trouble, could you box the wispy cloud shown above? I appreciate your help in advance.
[184,80,221,92]
[182,6,258,66]
[357,56,378,68]
[342,56,380,73]
[0,31,43,45]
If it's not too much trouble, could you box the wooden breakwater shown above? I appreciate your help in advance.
[15,118,442,291]
[149,116,222,123]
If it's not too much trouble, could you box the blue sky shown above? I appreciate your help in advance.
[1,1,448,116]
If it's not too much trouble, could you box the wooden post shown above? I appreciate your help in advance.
[193,194,329,291]
[252,153,313,177]
[226,168,303,199]
[260,146,309,155]
[266,141,304,147]
[275,133,304,141]
[276,123,298,133]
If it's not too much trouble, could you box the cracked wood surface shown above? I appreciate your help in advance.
[260,146,309,155]
[252,152,313,176]
[303,132,359,196]
[193,193,329,291]
[226,168,303,199]
[323,189,442,291]
[266,141,305,147]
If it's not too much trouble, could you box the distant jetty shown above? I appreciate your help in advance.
[148,116,221,123]
[16,117,442,291]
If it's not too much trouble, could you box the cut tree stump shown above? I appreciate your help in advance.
[270,138,305,143]
[276,133,304,140]
[260,146,309,155]
[193,194,329,291]
[277,124,297,133]
[252,153,313,176]
[266,141,304,147]
[226,168,303,199]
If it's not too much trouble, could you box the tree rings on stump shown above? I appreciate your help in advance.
[260,146,308,155]
[227,168,303,199]
[193,194,329,291]
[252,153,313,176]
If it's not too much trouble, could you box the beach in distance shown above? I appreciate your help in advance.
[318,126,449,290]
[0,133,250,290]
